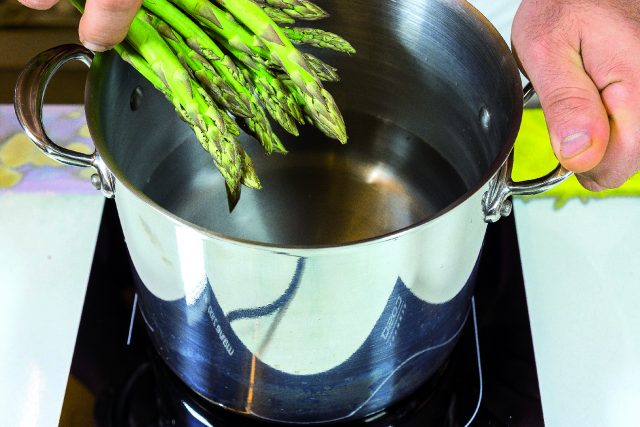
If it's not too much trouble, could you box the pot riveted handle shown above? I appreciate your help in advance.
[14,44,115,198]
[482,83,574,223]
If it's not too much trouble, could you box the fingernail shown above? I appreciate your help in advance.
[561,132,592,159]
[81,40,108,52]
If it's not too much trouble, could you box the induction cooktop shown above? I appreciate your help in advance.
[60,200,543,426]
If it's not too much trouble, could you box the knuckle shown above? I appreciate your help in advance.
[581,159,639,190]
[590,173,628,190]
[541,86,595,121]
[515,33,562,73]
[591,56,636,87]
[579,124,640,190]
[576,175,606,192]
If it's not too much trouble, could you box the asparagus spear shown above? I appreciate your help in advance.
[118,45,260,190]
[193,82,261,190]
[142,0,254,115]
[169,0,271,62]
[262,6,296,24]
[115,43,172,98]
[260,0,329,20]
[245,114,288,154]
[241,66,299,136]
[213,34,304,126]
[217,40,305,137]
[125,10,244,196]
[238,148,262,190]
[214,0,347,143]
[302,52,339,82]
[281,78,344,142]
[71,0,354,201]
[144,0,289,153]
[282,27,356,54]
[145,2,278,155]
[143,11,252,118]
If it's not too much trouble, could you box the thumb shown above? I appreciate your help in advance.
[515,41,610,173]
[78,0,141,51]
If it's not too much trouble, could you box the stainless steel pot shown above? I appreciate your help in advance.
[15,0,571,423]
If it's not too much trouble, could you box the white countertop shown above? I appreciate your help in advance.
[515,197,640,427]
[0,193,104,427]
[0,105,105,426]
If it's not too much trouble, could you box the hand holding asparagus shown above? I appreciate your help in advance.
[67,0,353,203]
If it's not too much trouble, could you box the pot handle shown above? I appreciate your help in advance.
[482,83,574,223]
[14,44,115,198]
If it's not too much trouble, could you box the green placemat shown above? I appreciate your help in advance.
[513,109,640,207]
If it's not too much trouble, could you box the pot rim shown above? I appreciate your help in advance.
[86,1,523,251]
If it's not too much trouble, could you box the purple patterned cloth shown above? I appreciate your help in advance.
[0,105,97,193]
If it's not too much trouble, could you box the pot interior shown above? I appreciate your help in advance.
[87,0,522,246]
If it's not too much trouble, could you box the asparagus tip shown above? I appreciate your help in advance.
[226,183,241,212]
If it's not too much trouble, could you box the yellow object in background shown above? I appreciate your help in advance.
[0,165,21,188]
[0,133,60,168]
[58,376,95,427]
[513,109,640,207]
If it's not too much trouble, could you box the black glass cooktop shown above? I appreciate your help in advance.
[60,200,544,426]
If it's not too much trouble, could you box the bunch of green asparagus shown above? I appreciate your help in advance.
[71,0,354,204]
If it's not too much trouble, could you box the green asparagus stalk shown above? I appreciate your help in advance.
[261,0,329,21]
[114,43,172,98]
[302,52,339,82]
[245,114,287,154]
[168,0,271,62]
[210,35,289,153]
[241,66,299,136]
[212,32,305,137]
[115,42,262,191]
[193,81,261,190]
[238,148,262,189]
[282,27,356,54]
[213,34,304,125]
[142,0,254,114]
[208,28,271,72]
[262,6,296,24]
[144,0,289,153]
[281,78,344,142]
[71,0,354,200]
[149,4,283,154]
[244,85,289,154]
[143,11,252,118]
[125,10,244,196]
[214,0,347,143]
[117,40,265,192]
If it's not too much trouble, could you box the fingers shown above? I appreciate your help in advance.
[79,0,142,52]
[529,48,610,175]
[535,61,609,175]
[576,29,640,189]
[17,0,60,10]
[513,0,640,191]
[512,14,610,175]
[577,82,640,190]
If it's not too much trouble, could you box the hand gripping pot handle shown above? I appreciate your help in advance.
[14,44,115,197]
[482,83,574,223]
